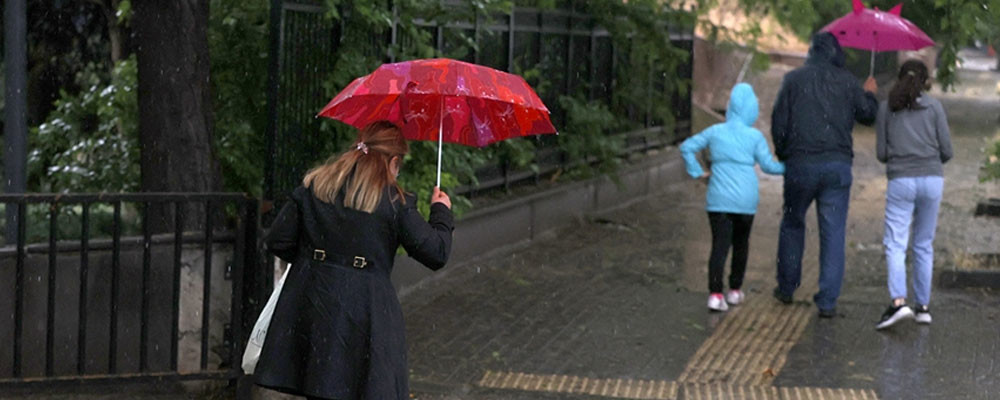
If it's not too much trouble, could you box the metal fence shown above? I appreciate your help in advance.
[0,193,260,387]
[265,0,694,204]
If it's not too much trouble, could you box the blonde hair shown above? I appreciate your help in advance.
[303,121,408,213]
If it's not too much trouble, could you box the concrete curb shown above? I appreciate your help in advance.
[938,269,1000,289]
[391,146,689,296]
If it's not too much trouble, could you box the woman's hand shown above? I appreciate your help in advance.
[698,171,711,185]
[431,186,452,209]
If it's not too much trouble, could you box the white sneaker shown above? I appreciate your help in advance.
[914,305,932,324]
[876,304,914,330]
[708,293,729,312]
[726,289,745,305]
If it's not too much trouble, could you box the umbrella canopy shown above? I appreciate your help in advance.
[318,58,556,148]
[821,0,934,52]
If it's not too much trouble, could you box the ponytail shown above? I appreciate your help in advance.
[303,121,408,213]
[888,60,930,112]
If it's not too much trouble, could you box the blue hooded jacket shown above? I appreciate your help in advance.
[680,83,785,215]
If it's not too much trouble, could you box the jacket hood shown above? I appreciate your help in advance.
[726,83,758,127]
[806,32,846,68]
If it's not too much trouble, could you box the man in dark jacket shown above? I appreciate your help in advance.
[771,31,878,318]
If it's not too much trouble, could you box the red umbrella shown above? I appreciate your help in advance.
[821,0,935,76]
[318,58,557,186]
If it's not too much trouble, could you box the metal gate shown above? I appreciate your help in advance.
[0,193,261,388]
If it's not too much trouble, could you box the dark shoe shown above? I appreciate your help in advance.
[875,304,914,329]
[773,288,793,304]
[914,305,932,325]
[818,308,838,319]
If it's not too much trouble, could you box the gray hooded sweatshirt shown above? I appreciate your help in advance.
[875,95,953,179]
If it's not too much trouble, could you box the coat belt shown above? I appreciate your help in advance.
[311,248,369,269]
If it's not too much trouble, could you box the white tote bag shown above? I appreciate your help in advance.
[241,264,291,374]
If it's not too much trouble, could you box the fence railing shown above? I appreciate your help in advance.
[266,1,694,204]
[0,193,260,387]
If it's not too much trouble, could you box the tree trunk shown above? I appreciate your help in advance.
[133,0,220,232]
[92,0,122,64]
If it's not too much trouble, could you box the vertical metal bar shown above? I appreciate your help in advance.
[229,200,248,374]
[565,10,574,96]
[4,0,28,244]
[390,2,398,63]
[502,161,510,192]
[646,63,653,128]
[46,203,58,376]
[535,10,542,70]
[13,201,26,378]
[139,202,152,372]
[201,201,214,370]
[109,201,121,373]
[171,202,184,371]
[609,42,617,106]
[589,29,597,101]
[435,19,443,55]
[241,199,261,349]
[473,11,481,65]
[77,203,90,375]
[264,0,284,203]
[507,11,514,72]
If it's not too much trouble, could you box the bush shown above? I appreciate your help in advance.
[29,56,139,193]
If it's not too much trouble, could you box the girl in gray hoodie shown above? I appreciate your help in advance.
[874,60,953,330]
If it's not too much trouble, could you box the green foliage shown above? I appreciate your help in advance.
[209,0,271,197]
[0,203,143,244]
[734,0,1000,89]
[29,56,140,192]
[316,0,516,216]
[583,0,694,132]
[557,96,622,178]
[27,0,697,217]
[983,137,1000,183]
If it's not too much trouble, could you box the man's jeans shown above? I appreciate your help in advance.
[884,176,943,306]
[776,161,852,311]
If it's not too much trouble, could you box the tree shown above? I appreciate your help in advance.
[732,0,1000,89]
[133,1,220,231]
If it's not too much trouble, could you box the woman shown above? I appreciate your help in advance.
[679,83,785,312]
[254,121,454,399]
[875,60,952,330]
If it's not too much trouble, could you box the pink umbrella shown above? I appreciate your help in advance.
[821,0,935,76]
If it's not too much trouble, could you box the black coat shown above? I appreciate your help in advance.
[254,186,453,400]
[771,32,879,164]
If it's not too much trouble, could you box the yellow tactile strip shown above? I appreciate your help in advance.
[683,383,879,400]
[477,370,678,399]
[678,296,812,386]
[476,373,879,400]
[774,386,880,400]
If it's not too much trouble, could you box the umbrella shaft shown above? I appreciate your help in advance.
[436,99,443,188]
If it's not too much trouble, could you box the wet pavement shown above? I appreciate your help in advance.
[401,71,1000,400]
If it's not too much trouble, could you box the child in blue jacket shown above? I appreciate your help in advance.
[680,83,785,311]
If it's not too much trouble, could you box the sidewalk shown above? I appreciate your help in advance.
[401,96,1000,399]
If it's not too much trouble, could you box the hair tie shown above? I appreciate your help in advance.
[355,142,369,154]
[906,70,917,77]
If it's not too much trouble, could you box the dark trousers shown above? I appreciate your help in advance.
[776,161,852,311]
[707,212,755,294]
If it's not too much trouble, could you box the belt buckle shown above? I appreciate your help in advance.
[313,249,326,261]
[353,256,367,269]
